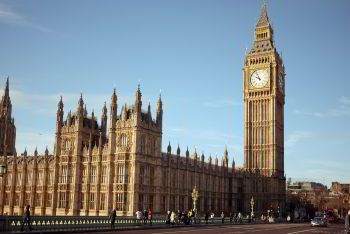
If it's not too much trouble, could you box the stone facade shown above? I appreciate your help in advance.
[0,6,286,217]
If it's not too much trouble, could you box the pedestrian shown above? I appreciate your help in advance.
[205,211,209,224]
[345,210,350,233]
[221,211,225,223]
[143,209,148,225]
[210,212,215,223]
[287,215,291,223]
[166,210,171,224]
[21,205,32,232]
[238,212,242,224]
[135,209,142,225]
[148,209,153,226]
[170,211,176,225]
[229,212,233,223]
[177,210,182,224]
[109,209,116,229]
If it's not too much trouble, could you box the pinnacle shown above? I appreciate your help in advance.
[256,4,270,27]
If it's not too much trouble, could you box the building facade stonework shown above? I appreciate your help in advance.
[0,6,286,217]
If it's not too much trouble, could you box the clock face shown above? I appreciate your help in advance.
[250,69,269,88]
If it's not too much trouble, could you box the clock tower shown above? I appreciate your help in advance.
[243,5,285,177]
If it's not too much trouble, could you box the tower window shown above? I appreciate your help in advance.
[120,134,128,147]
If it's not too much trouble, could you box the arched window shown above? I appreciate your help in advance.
[120,134,128,147]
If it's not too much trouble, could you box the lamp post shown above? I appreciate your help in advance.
[250,196,255,218]
[191,186,199,213]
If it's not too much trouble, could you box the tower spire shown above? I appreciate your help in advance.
[5,76,9,98]
[256,4,270,27]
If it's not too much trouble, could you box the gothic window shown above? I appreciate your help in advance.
[6,173,12,186]
[58,192,66,208]
[38,170,44,186]
[120,134,128,147]
[25,192,30,206]
[116,193,123,211]
[65,139,71,151]
[82,166,87,183]
[48,171,53,185]
[150,167,155,186]
[46,193,52,207]
[4,193,9,206]
[141,135,146,153]
[60,165,68,184]
[90,166,97,184]
[27,172,33,185]
[89,193,95,210]
[149,195,154,211]
[117,164,125,184]
[14,193,20,206]
[101,165,107,184]
[35,193,41,207]
[80,192,84,209]
[140,166,144,185]
[16,172,22,186]
[124,166,129,184]
[99,193,106,210]
[162,169,167,187]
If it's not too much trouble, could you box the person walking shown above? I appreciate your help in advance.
[221,211,225,223]
[148,209,153,226]
[345,210,350,233]
[21,205,32,232]
[238,212,242,224]
[143,209,148,225]
[170,211,176,225]
[109,209,116,229]
[229,212,233,223]
[135,209,142,225]
[210,212,215,223]
[205,211,209,224]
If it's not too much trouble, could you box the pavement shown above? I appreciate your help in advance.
[14,223,347,234]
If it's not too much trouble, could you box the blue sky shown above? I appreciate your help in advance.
[0,0,349,187]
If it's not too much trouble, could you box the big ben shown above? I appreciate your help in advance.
[243,5,285,178]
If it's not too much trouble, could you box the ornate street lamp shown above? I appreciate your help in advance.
[0,164,7,177]
[250,196,255,218]
[191,186,199,213]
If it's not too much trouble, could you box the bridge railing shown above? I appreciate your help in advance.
[0,215,254,232]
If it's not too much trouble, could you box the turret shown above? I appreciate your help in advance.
[134,85,142,113]
[167,142,171,154]
[147,102,152,119]
[110,89,117,129]
[56,96,64,129]
[1,77,12,120]
[223,146,228,168]
[156,93,163,128]
[176,144,180,156]
[101,102,108,135]
[76,94,85,130]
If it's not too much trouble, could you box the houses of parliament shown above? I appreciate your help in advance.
[0,6,286,216]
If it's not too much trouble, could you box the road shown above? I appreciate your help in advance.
[17,223,345,234]
[92,223,345,234]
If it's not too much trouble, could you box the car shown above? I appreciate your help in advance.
[310,217,327,227]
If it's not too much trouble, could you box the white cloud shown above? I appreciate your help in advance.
[285,131,312,148]
[339,96,350,105]
[293,109,325,118]
[294,96,350,118]
[0,3,53,33]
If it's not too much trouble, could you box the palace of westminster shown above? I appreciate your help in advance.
[0,6,286,216]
